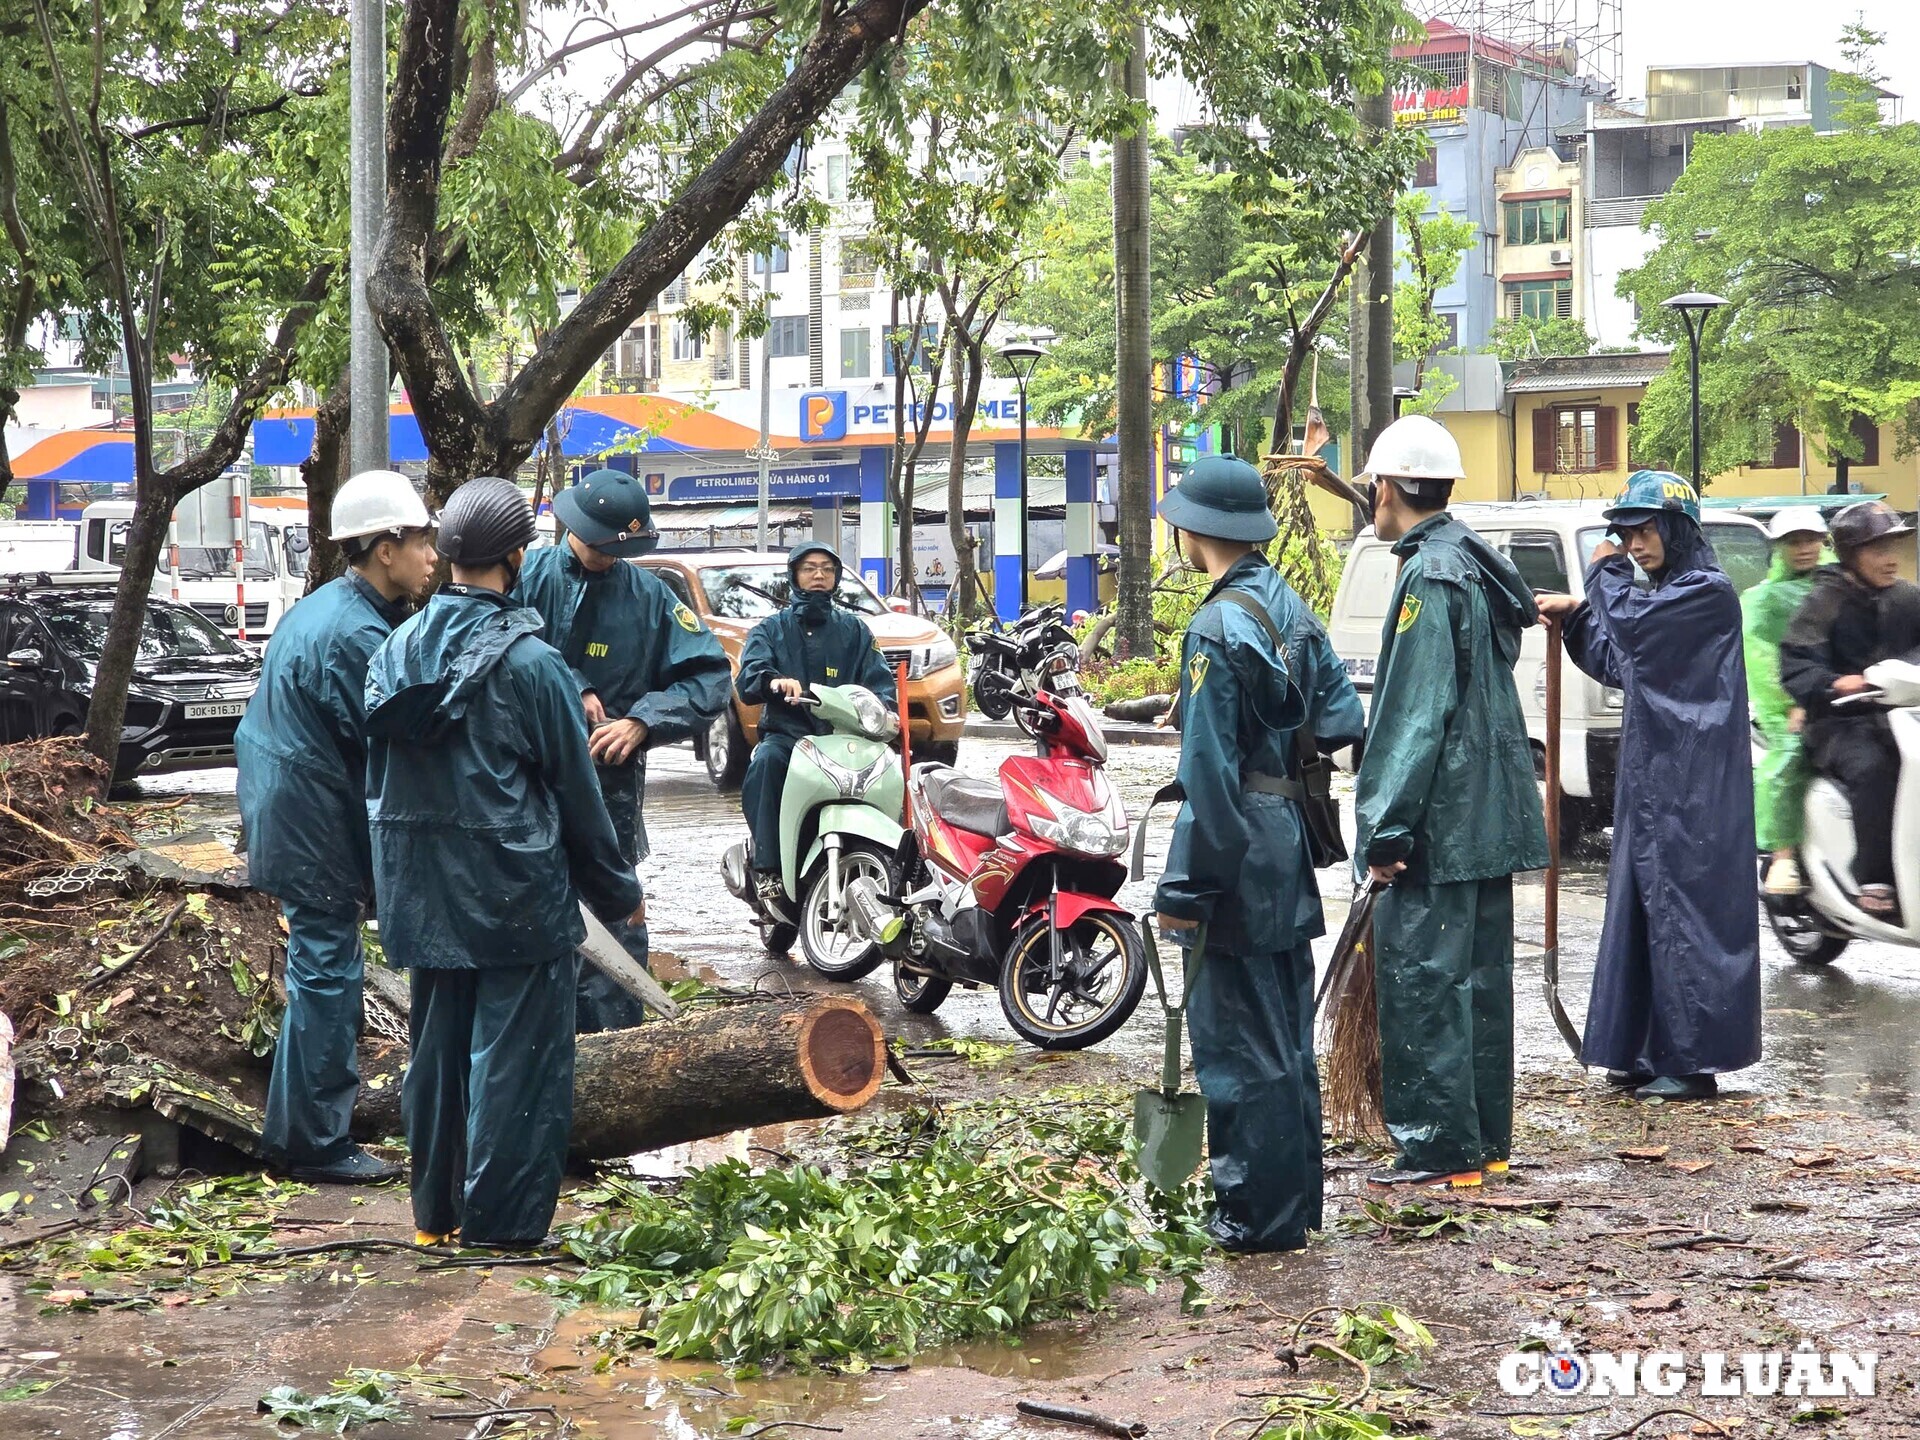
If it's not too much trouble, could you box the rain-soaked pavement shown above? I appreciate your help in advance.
[8,740,1915,1438]
[116,734,1920,1126]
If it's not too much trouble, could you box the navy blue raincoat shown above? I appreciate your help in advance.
[237,570,406,910]
[736,589,898,734]
[1561,517,1761,1076]
[363,586,642,969]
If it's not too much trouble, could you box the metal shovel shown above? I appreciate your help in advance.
[1133,922,1207,1194]
[1541,623,1584,1058]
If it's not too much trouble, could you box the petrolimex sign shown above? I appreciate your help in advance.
[801,392,848,442]
[798,390,1025,443]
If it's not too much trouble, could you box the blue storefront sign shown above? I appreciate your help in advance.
[652,464,861,502]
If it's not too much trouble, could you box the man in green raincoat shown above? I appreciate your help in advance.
[1744,509,1828,896]
[1353,417,1549,1191]
[1153,455,1365,1252]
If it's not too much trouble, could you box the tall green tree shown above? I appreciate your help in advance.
[846,2,1101,616]
[10,0,346,765]
[1619,24,1920,481]
[1023,128,1420,458]
[1391,192,1476,414]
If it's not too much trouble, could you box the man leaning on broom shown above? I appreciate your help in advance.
[1151,456,1365,1254]
[1352,417,1550,1192]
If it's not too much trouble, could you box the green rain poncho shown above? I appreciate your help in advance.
[1742,548,1820,850]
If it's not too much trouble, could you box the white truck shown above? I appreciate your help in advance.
[1326,500,1771,846]
[74,497,310,641]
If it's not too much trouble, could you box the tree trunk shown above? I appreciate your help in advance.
[377,0,931,484]
[300,372,352,592]
[1111,24,1153,658]
[947,335,986,618]
[1349,87,1395,487]
[82,481,173,772]
[350,997,888,1161]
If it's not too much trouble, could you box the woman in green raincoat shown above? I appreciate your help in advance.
[1744,509,1828,895]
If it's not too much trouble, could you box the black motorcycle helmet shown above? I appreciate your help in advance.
[1829,500,1914,559]
[436,477,539,565]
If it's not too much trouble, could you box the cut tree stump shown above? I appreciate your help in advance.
[348,995,889,1162]
[567,995,887,1161]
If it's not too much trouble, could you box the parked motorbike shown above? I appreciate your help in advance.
[1765,658,1920,965]
[844,652,1147,1050]
[965,603,1082,718]
[721,684,904,976]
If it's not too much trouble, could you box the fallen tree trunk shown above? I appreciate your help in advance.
[1103,694,1172,723]
[350,995,889,1162]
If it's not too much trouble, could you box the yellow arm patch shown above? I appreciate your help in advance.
[1188,651,1210,695]
[672,603,700,633]
[1395,593,1423,634]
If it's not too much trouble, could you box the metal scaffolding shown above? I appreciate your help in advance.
[1411,0,1623,96]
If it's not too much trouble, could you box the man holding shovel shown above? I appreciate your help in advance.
[1152,456,1364,1253]
[1353,417,1548,1191]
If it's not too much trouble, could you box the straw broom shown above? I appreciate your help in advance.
[1264,356,1385,1139]
[1317,880,1384,1140]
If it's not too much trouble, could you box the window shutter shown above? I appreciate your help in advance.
[1767,423,1799,470]
[1555,283,1574,319]
[1594,407,1619,469]
[1532,407,1557,474]
[1851,414,1881,467]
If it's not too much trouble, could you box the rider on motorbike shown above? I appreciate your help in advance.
[735,543,898,911]
[1780,501,1920,919]
[1744,509,1828,897]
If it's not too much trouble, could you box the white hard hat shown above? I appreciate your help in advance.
[1765,508,1829,541]
[1361,414,1466,485]
[331,469,432,542]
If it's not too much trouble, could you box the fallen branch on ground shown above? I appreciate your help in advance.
[1596,1408,1735,1440]
[81,896,190,992]
[1015,1399,1148,1438]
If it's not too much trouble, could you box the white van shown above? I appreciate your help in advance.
[1327,500,1771,841]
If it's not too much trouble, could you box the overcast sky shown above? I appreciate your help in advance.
[1621,0,1916,103]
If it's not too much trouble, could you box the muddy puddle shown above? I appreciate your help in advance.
[533,1306,1106,1438]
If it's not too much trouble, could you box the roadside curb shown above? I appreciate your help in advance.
[962,717,1181,748]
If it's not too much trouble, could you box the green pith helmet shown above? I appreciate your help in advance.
[1604,469,1701,526]
[553,467,659,557]
[1157,455,1278,543]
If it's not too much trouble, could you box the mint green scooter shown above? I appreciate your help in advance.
[720,684,905,976]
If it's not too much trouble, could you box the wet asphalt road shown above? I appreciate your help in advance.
[130,736,1920,1125]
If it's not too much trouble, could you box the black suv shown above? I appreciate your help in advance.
[0,581,262,782]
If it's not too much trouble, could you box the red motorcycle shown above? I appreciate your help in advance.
[846,658,1146,1049]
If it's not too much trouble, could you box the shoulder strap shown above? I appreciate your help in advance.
[1206,589,1321,777]
[1211,588,1287,651]
[1168,587,1286,733]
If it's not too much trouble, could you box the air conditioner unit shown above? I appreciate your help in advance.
[1548,247,1573,266]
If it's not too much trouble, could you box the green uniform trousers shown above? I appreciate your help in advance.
[575,761,649,1034]
[1373,875,1515,1175]
[1187,944,1322,1251]
[404,956,576,1245]
[262,900,363,1168]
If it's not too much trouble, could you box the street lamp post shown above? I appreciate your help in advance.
[997,334,1047,611]
[1661,291,1726,488]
